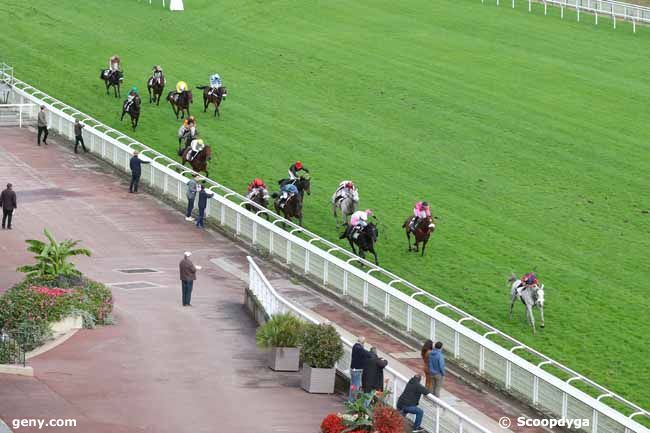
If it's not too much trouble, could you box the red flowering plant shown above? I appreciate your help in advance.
[373,405,406,433]
[321,413,345,433]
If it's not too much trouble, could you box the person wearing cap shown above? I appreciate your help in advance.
[0,183,17,230]
[287,161,309,181]
[129,150,150,193]
[37,105,48,145]
[176,80,188,93]
[151,65,164,86]
[208,72,222,97]
[74,119,88,154]
[396,374,430,432]
[179,251,202,306]
[341,208,373,240]
[332,180,357,205]
[411,201,431,232]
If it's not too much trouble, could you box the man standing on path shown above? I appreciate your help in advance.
[129,151,150,193]
[185,175,200,221]
[428,341,445,398]
[196,183,214,228]
[349,336,370,402]
[74,119,88,153]
[179,251,201,306]
[0,183,17,230]
[37,105,48,145]
[396,374,430,433]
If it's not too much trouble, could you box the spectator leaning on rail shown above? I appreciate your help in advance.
[349,336,370,402]
[196,183,214,228]
[396,374,430,433]
[0,183,17,230]
[74,119,88,154]
[185,175,201,221]
[428,341,445,398]
[37,105,48,146]
[129,151,150,193]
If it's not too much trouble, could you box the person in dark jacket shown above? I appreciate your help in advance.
[428,341,445,397]
[73,119,88,153]
[37,105,48,145]
[0,183,17,230]
[129,151,150,193]
[362,347,388,393]
[185,175,200,221]
[179,251,201,306]
[349,335,369,401]
[196,183,214,228]
[396,374,430,432]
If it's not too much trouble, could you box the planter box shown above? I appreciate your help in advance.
[269,347,300,372]
[301,364,336,394]
[50,315,83,334]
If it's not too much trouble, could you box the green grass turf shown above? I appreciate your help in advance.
[1,0,649,413]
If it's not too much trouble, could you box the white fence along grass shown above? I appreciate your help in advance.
[1,64,647,433]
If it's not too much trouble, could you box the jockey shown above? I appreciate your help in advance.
[176,80,188,94]
[288,161,309,181]
[208,73,222,96]
[279,183,299,208]
[332,180,357,204]
[520,272,539,289]
[187,139,205,161]
[151,65,164,85]
[247,178,269,200]
[124,87,139,111]
[411,201,431,231]
[105,55,121,79]
[343,209,373,239]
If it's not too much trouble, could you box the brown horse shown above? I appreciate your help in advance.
[167,90,193,119]
[402,216,436,256]
[245,188,270,220]
[197,86,228,117]
[147,75,165,105]
[181,145,212,177]
[272,192,303,226]
[99,69,123,98]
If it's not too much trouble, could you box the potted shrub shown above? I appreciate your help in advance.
[300,323,344,393]
[255,313,304,371]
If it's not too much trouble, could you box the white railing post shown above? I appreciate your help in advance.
[407,306,413,332]
[363,281,369,306]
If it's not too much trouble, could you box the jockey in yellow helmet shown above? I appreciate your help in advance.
[176,81,188,93]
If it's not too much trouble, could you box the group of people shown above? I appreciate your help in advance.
[177,116,205,161]
[184,174,214,228]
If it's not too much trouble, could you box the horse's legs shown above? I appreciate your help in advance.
[105,81,109,95]
[527,304,536,335]
[120,110,125,121]
[371,249,379,266]
[509,293,517,320]
[214,105,219,117]
[348,239,357,256]
[539,305,545,328]
[148,87,152,104]
[203,97,208,112]
[421,239,428,257]
[405,230,412,252]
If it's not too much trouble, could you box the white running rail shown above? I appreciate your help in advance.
[1,64,647,433]
[484,0,650,32]
[247,256,495,433]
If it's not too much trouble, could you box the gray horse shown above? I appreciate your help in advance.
[508,275,545,335]
[332,189,359,225]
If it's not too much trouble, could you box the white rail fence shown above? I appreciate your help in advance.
[1,64,647,433]
[248,256,494,433]
[485,0,650,32]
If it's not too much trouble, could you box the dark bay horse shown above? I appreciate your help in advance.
[147,75,165,105]
[99,69,123,98]
[197,86,228,117]
[403,216,436,256]
[120,96,141,130]
[272,192,303,226]
[245,189,270,220]
[343,222,379,265]
[181,145,212,177]
[278,176,311,200]
[167,90,193,119]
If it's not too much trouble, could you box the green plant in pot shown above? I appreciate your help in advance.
[256,313,305,371]
[300,322,344,394]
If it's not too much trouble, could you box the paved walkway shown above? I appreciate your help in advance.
[0,127,340,433]
[0,126,546,433]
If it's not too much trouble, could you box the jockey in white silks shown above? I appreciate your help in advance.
[209,73,222,96]
[106,55,120,78]
[332,180,357,205]
[151,65,164,86]
[188,139,205,161]
[247,178,269,201]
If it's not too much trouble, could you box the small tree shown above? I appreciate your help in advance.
[256,313,305,348]
[17,229,91,277]
[301,323,344,368]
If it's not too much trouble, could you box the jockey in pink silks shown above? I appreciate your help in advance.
[341,209,373,239]
[411,201,431,231]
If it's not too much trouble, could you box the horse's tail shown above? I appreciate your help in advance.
[271,192,279,199]
[402,216,412,229]
[196,86,208,90]
[507,273,518,284]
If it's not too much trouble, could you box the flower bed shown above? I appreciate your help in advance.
[320,391,406,433]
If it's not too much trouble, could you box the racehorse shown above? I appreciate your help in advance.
[197,86,228,117]
[402,216,436,256]
[333,190,359,225]
[272,191,303,226]
[120,96,141,131]
[279,176,311,200]
[508,274,545,335]
[245,189,270,220]
[147,75,165,105]
[99,69,123,98]
[167,90,193,119]
[181,144,212,177]
[343,222,379,265]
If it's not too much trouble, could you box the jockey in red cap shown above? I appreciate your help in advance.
[288,161,309,180]
[332,180,358,205]
[248,178,267,191]
[247,178,269,202]
[521,272,539,288]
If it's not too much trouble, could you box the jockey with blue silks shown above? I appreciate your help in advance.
[279,182,299,208]
[209,73,222,96]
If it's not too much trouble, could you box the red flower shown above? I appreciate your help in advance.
[320,414,345,433]
[373,405,406,433]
